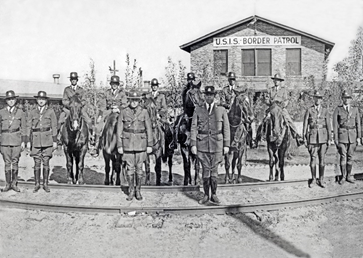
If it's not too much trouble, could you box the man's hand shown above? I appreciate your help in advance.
[223,147,229,155]
[96,116,102,124]
[118,147,123,154]
[191,146,197,155]
[26,142,31,150]
[53,142,58,150]
[112,107,120,114]
[21,142,25,151]
[147,147,153,154]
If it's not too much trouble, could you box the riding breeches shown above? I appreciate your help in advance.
[308,143,328,167]
[197,151,223,179]
[0,146,21,173]
[31,147,52,170]
[123,151,147,176]
[337,142,357,166]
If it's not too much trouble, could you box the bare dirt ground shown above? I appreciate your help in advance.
[0,144,363,257]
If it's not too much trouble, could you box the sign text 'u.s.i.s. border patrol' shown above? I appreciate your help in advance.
[213,36,301,47]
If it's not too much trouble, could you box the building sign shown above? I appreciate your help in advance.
[213,36,301,47]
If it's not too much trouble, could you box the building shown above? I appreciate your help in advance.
[180,15,335,92]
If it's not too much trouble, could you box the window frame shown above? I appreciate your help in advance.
[241,48,272,76]
[286,48,302,76]
[213,49,228,76]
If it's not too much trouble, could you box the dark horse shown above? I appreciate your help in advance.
[256,103,290,181]
[144,97,164,186]
[225,91,254,184]
[174,83,203,185]
[99,112,122,185]
[61,95,89,184]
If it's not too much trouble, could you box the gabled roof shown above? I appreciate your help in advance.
[0,79,66,99]
[180,15,335,53]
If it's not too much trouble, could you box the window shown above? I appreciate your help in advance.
[242,49,271,76]
[286,49,301,75]
[214,50,228,75]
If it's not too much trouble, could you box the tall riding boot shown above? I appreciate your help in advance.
[11,170,20,192]
[126,175,135,201]
[2,171,11,192]
[43,169,50,192]
[33,169,41,193]
[346,164,355,184]
[339,165,346,185]
[198,178,209,204]
[135,175,143,201]
[210,177,220,204]
[309,166,317,188]
[318,166,325,188]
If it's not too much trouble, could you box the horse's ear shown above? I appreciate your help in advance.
[196,81,202,88]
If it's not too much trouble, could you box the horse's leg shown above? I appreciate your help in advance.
[231,151,238,184]
[181,146,191,186]
[155,155,162,186]
[168,154,173,184]
[224,153,231,184]
[267,144,274,181]
[64,146,74,184]
[77,147,87,185]
[279,147,287,181]
[103,150,111,185]
[236,147,245,183]
[110,155,116,185]
[193,155,201,186]
[274,150,280,181]
[145,155,151,185]
[115,154,122,186]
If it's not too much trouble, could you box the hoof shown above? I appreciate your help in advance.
[198,195,209,205]
[237,177,243,184]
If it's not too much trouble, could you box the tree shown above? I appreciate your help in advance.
[125,53,142,89]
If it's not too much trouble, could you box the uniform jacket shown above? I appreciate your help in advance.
[0,106,27,146]
[62,85,87,109]
[26,106,57,148]
[191,103,230,153]
[333,105,361,144]
[268,86,289,108]
[151,91,167,114]
[303,105,331,144]
[105,88,128,110]
[117,105,153,151]
[219,85,236,109]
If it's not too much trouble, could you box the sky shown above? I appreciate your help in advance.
[0,0,362,86]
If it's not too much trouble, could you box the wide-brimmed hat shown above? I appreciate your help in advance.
[151,78,159,86]
[69,72,79,79]
[34,91,49,99]
[227,72,236,80]
[5,90,18,99]
[203,86,216,95]
[127,89,143,99]
[186,72,196,81]
[271,73,284,81]
[341,90,352,99]
[311,90,323,98]
[110,75,120,84]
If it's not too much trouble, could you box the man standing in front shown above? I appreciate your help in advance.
[302,90,331,188]
[117,89,153,201]
[333,90,361,184]
[26,91,57,193]
[191,86,230,204]
[0,91,26,192]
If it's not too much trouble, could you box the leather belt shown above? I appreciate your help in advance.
[32,127,51,132]
[198,130,222,135]
[309,125,326,129]
[1,128,20,133]
[124,128,145,134]
[340,125,356,130]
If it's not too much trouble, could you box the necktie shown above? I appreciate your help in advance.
[208,104,212,113]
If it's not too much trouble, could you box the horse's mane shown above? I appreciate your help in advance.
[70,94,82,105]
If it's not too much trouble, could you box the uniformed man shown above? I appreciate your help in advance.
[182,72,196,115]
[117,89,153,201]
[219,72,238,111]
[333,90,362,184]
[104,75,128,115]
[149,78,167,122]
[58,72,102,156]
[26,91,57,193]
[302,90,331,188]
[191,86,230,204]
[266,73,304,146]
[0,91,26,192]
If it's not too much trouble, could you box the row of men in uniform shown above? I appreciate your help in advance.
[0,71,361,204]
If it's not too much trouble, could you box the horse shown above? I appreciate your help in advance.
[255,102,290,181]
[224,91,255,184]
[61,95,89,184]
[174,82,203,185]
[143,97,164,186]
[99,112,123,186]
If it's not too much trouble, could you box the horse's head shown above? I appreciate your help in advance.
[68,95,83,131]
[233,90,254,124]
